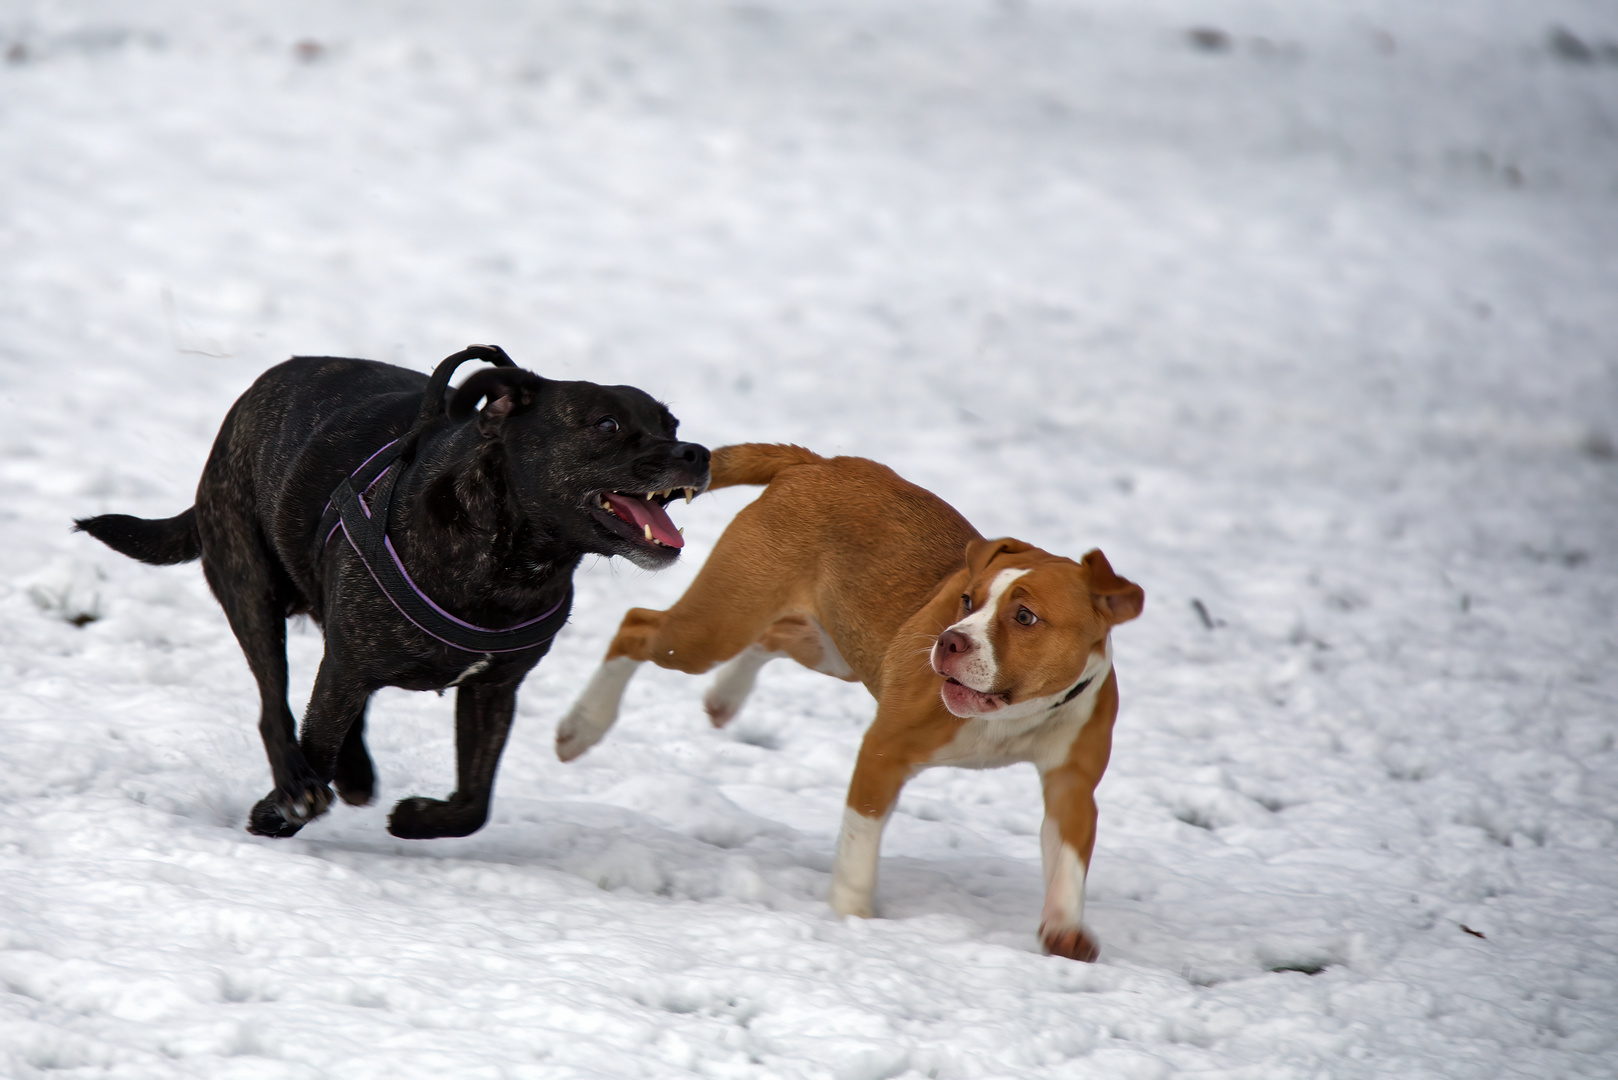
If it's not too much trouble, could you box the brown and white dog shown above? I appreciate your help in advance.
[555,444,1143,961]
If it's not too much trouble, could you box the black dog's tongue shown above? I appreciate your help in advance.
[602,493,684,548]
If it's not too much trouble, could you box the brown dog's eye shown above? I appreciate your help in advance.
[961,594,973,613]
[596,417,619,433]
[1015,607,1037,626]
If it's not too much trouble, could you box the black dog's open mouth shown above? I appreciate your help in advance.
[591,488,696,549]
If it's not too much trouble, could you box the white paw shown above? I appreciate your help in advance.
[701,645,776,728]
[828,881,874,919]
[1039,920,1100,963]
[555,703,610,762]
[702,687,741,728]
[556,657,638,761]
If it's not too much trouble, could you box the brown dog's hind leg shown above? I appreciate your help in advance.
[556,604,767,760]
[702,643,783,727]
[703,615,856,727]
[606,604,772,674]
[558,539,801,759]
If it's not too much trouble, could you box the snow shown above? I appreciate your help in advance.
[3,0,1616,1076]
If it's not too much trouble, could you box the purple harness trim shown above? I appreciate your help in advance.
[322,438,403,549]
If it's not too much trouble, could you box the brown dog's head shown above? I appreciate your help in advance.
[930,539,1143,719]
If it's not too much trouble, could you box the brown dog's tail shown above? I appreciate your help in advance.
[74,508,203,565]
[707,443,827,490]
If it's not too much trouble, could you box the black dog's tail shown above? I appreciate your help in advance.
[74,508,203,565]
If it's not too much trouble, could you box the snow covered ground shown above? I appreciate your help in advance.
[2,0,1616,1075]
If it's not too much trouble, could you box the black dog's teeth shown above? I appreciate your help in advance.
[614,487,695,505]
[597,488,696,510]
[638,487,696,505]
[596,490,689,546]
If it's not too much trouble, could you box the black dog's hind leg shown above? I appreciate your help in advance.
[197,533,329,837]
[194,433,333,838]
[388,680,518,839]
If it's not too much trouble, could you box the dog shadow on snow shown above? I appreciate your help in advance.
[263,781,1056,951]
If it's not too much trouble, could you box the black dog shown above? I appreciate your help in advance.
[77,346,708,839]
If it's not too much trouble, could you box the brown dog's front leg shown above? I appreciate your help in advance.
[828,723,916,918]
[1037,766,1101,963]
[1036,678,1116,962]
[389,680,517,839]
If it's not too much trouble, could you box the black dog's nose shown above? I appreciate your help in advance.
[674,442,710,469]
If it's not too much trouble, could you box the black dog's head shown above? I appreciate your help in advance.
[448,368,709,569]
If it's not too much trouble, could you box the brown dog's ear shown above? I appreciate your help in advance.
[449,369,547,435]
[964,536,1035,578]
[1081,549,1144,624]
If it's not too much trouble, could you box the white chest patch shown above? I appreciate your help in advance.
[448,654,493,688]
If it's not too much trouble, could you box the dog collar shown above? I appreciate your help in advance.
[315,347,573,654]
[1051,674,1095,710]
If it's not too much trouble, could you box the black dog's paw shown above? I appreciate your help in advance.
[247,796,307,838]
[246,779,334,837]
[333,758,375,807]
[263,778,334,830]
[333,726,376,807]
[387,796,487,840]
[334,776,375,807]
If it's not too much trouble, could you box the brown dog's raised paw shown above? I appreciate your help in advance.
[702,699,737,728]
[1041,924,1100,963]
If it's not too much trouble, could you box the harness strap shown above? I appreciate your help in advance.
[317,345,571,655]
[318,437,401,550]
[331,460,571,653]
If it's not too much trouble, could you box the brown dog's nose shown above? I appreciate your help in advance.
[935,629,972,656]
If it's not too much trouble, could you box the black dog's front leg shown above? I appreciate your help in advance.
[248,658,371,838]
[388,680,518,839]
[332,713,377,807]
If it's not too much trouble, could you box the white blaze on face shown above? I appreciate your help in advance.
[942,567,1030,693]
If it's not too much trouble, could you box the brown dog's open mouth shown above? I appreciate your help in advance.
[940,677,1011,715]
[593,488,695,549]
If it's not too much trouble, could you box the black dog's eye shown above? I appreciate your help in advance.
[595,417,620,433]
[961,594,973,613]
[1015,606,1038,626]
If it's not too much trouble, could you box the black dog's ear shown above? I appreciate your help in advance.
[449,369,547,433]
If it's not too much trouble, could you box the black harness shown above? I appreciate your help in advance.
[315,345,572,655]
